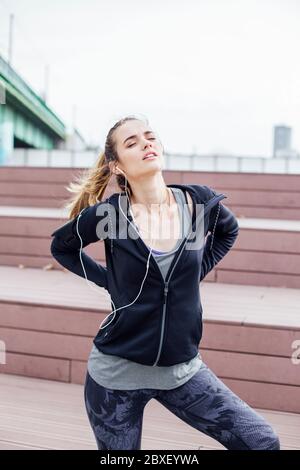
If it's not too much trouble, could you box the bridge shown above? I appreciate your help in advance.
[0,54,65,163]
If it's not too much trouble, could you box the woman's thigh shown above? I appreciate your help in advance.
[155,362,280,450]
[83,371,156,450]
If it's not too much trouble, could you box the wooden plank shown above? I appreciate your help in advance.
[0,197,63,208]
[0,352,70,382]
[0,182,67,198]
[219,270,300,289]
[221,250,300,275]
[0,266,299,328]
[71,360,88,384]
[227,206,300,220]
[182,171,300,191]
[0,236,106,261]
[0,373,299,450]
[201,323,300,357]
[222,378,300,414]
[1,168,300,221]
[0,303,104,336]
[201,349,300,386]
[0,327,93,361]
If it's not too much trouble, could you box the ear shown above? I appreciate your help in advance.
[108,161,117,175]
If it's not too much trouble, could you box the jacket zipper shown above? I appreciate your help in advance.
[152,192,227,366]
[123,190,226,366]
[152,235,189,366]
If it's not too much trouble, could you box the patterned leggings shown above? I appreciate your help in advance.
[84,361,280,450]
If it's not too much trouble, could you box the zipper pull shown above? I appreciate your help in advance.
[164,283,169,297]
[210,201,221,251]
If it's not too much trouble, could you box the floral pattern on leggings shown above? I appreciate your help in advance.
[84,361,280,450]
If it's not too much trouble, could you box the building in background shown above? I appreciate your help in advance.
[273,125,299,159]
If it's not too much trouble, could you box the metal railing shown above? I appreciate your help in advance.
[2,148,300,174]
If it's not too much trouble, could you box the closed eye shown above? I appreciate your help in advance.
[128,137,156,148]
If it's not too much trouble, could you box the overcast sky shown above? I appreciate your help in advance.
[0,0,299,156]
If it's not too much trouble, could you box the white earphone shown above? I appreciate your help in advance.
[75,166,184,336]
[116,166,125,176]
[75,171,157,335]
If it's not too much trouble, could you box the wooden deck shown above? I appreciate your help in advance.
[0,265,299,413]
[1,167,300,220]
[0,167,299,449]
[1,200,300,289]
[0,373,299,450]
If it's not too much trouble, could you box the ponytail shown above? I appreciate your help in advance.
[62,114,141,220]
[63,151,111,220]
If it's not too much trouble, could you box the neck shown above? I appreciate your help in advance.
[128,173,169,207]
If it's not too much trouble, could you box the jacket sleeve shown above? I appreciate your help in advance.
[50,202,109,290]
[200,201,239,282]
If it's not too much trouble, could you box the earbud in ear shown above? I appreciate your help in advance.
[116,166,126,176]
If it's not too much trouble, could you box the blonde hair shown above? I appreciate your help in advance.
[63,115,149,220]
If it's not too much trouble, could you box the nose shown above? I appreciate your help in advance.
[143,140,153,148]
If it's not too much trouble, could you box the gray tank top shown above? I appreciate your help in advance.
[87,187,203,390]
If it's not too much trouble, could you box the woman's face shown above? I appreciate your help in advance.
[113,120,164,180]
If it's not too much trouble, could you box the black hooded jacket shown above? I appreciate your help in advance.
[50,183,239,367]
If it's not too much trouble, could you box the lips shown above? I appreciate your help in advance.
[143,152,157,160]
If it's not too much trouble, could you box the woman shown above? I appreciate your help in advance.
[50,114,280,451]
